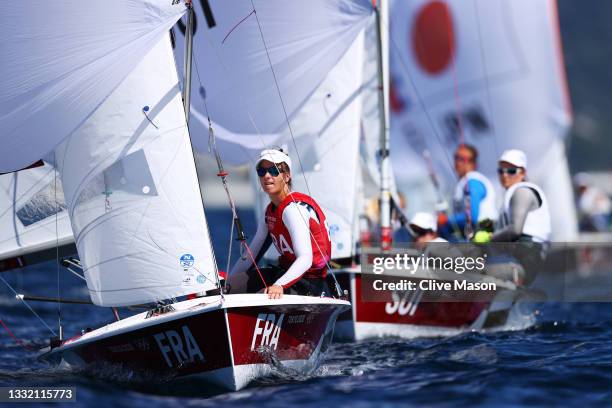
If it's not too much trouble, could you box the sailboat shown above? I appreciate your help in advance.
[0,0,352,390]
[390,0,576,241]
[331,0,573,340]
[169,0,382,340]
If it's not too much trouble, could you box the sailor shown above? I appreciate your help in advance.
[485,149,552,244]
[228,149,332,299]
[409,212,448,244]
[472,149,550,285]
[409,212,468,262]
[438,144,497,239]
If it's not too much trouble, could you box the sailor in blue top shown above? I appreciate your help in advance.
[439,144,497,240]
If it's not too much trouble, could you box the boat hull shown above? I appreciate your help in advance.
[40,294,349,391]
[333,268,530,341]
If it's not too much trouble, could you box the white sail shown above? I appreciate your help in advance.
[279,32,368,259]
[0,163,74,263]
[0,0,186,173]
[54,35,218,307]
[247,30,369,261]
[389,0,576,240]
[169,1,376,259]
[171,0,374,158]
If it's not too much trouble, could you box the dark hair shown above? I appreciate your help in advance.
[277,161,292,189]
[457,143,478,163]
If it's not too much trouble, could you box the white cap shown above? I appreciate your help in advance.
[409,212,437,232]
[573,172,590,187]
[499,149,527,169]
[255,149,292,170]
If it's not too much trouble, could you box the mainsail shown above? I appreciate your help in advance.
[257,31,369,259]
[171,0,374,158]
[172,1,376,259]
[389,0,577,240]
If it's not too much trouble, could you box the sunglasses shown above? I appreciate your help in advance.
[409,225,431,237]
[256,166,282,177]
[454,154,473,163]
[497,167,521,175]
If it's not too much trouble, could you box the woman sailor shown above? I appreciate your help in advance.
[489,149,551,244]
[474,149,551,285]
[228,149,332,299]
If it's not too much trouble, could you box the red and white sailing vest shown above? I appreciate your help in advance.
[264,192,331,279]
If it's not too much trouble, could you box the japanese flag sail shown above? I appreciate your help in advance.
[389,0,576,240]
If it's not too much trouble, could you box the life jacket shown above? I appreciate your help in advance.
[499,181,551,243]
[453,171,498,222]
[264,192,331,280]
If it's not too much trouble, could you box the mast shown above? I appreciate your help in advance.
[180,0,224,293]
[182,0,194,122]
[374,0,392,251]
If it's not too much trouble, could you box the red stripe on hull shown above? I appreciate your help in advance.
[353,274,489,328]
[227,304,337,365]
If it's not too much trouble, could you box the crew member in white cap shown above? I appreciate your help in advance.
[480,149,551,244]
[409,212,448,244]
[228,149,332,299]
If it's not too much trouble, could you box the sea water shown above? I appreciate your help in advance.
[1,209,611,407]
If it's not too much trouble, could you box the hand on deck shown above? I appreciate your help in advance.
[265,284,283,299]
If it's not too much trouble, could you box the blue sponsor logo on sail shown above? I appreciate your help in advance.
[180,254,195,268]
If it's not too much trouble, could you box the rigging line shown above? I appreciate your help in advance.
[191,45,263,284]
[472,0,500,158]
[226,214,235,275]
[222,10,255,44]
[383,17,458,181]
[11,173,21,247]
[248,1,341,288]
[192,34,277,282]
[0,317,34,351]
[443,0,466,146]
[54,153,62,339]
[200,103,247,267]
[240,239,268,290]
[0,275,56,336]
[249,0,313,198]
[191,14,340,295]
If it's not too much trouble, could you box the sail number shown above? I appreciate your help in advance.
[385,290,420,316]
